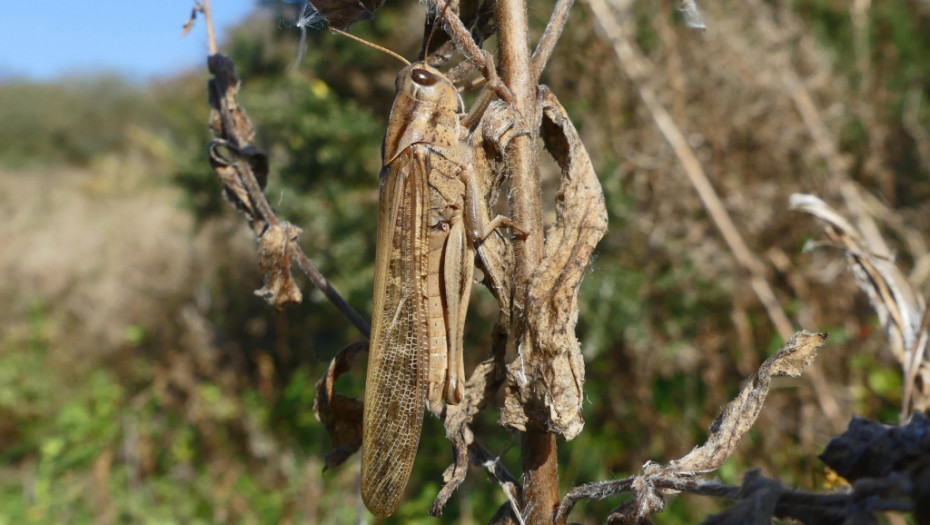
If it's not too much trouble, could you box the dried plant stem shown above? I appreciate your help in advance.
[560,472,912,523]
[237,155,371,337]
[201,0,218,55]
[583,0,844,430]
[531,0,574,80]
[470,442,524,521]
[495,0,558,520]
[556,331,828,522]
[521,431,557,524]
[584,0,791,339]
[434,0,516,107]
[903,302,930,418]
[747,0,890,259]
[464,0,573,129]
[206,52,370,338]
[290,243,371,337]
[201,3,367,333]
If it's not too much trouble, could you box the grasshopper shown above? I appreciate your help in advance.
[360,57,519,517]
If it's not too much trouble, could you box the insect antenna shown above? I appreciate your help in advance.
[329,27,410,66]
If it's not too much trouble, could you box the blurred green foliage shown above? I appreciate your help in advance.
[0,0,925,523]
[0,77,157,168]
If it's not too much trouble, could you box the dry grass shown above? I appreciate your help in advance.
[0,160,255,359]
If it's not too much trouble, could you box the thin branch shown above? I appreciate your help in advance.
[240,157,370,336]
[495,0,557,522]
[531,0,574,80]
[903,300,930,418]
[291,243,372,337]
[207,54,370,338]
[433,0,516,106]
[470,442,525,523]
[233,150,371,336]
[202,0,217,55]
[557,331,829,523]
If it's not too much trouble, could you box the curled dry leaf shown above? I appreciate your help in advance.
[207,54,270,233]
[701,468,915,525]
[181,3,201,38]
[429,371,483,515]
[430,357,514,516]
[501,87,608,439]
[472,100,520,311]
[254,222,303,308]
[313,341,366,470]
[556,331,827,523]
[670,330,826,473]
[818,413,930,482]
[791,193,929,414]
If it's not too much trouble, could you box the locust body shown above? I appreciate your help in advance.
[361,62,482,517]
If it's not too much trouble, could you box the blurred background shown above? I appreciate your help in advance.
[1,0,928,523]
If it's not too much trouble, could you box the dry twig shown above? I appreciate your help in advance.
[791,194,929,418]
[556,331,828,524]
[204,48,369,336]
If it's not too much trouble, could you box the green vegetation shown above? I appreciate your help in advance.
[1,1,926,523]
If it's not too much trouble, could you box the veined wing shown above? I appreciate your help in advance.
[361,147,430,517]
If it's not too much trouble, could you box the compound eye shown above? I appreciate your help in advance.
[411,68,438,86]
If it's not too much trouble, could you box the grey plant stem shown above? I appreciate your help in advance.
[202,0,217,55]
[495,0,557,521]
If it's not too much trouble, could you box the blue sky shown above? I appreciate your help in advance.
[0,1,263,81]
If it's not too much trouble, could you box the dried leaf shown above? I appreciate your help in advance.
[818,413,930,482]
[208,56,263,167]
[912,459,930,525]
[254,222,303,308]
[501,87,608,439]
[670,331,827,472]
[472,100,519,311]
[181,5,200,38]
[313,341,366,470]
[556,332,827,523]
[430,357,511,516]
[791,193,928,413]
[207,54,270,232]
[678,0,706,31]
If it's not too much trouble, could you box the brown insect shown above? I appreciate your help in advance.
[360,58,517,516]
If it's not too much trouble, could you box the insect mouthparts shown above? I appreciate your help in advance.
[411,68,438,86]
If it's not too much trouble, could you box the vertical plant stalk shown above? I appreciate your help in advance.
[495,0,557,521]
[194,0,370,337]
[202,0,217,55]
